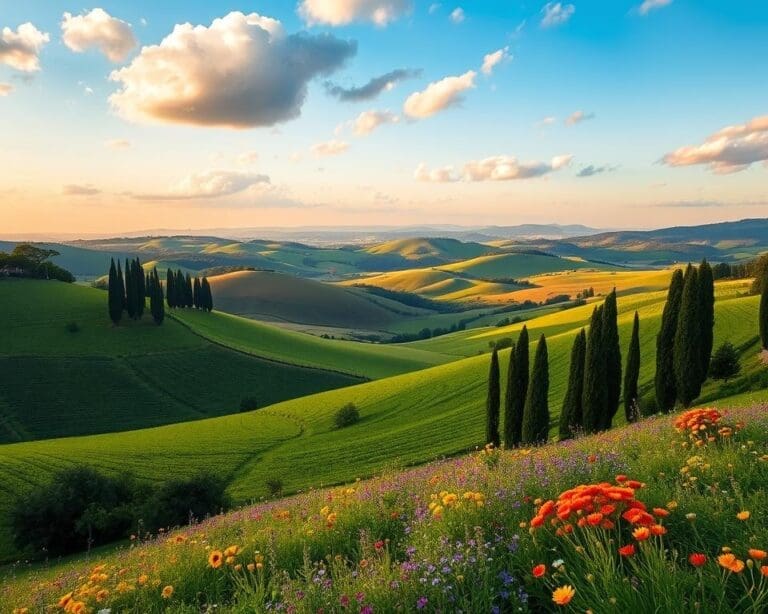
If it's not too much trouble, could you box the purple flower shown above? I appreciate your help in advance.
[416,596,428,609]
[360,606,373,614]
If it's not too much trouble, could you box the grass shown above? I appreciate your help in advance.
[364,237,495,262]
[2,403,768,612]
[441,251,613,279]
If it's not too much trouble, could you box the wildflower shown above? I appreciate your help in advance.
[96,589,109,602]
[737,511,751,521]
[748,549,767,560]
[618,544,635,557]
[209,550,224,569]
[247,563,255,572]
[552,585,576,606]
[586,513,603,526]
[374,540,385,551]
[685,513,697,521]
[761,566,768,577]
[650,524,667,536]
[339,595,350,608]
[532,564,546,578]
[224,545,239,557]
[161,585,174,599]
[718,553,745,573]
[689,553,707,567]
[138,574,148,585]
[632,527,651,541]
[416,596,428,609]
[57,593,74,608]
[652,508,670,518]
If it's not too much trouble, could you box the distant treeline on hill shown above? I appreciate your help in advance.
[0,244,74,282]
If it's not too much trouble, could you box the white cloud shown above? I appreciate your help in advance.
[105,138,131,150]
[536,116,557,127]
[565,110,595,126]
[312,140,350,157]
[429,3,442,14]
[0,83,13,96]
[541,3,575,28]
[662,115,768,174]
[481,47,510,75]
[416,154,572,182]
[0,23,49,71]
[133,169,270,200]
[638,0,672,15]
[237,151,260,165]
[353,110,399,135]
[61,8,137,62]
[299,0,412,26]
[109,12,355,129]
[63,184,101,196]
[450,8,465,23]
[403,70,476,119]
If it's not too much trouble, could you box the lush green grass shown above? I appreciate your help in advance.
[441,251,612,279]
[364,237,496,262]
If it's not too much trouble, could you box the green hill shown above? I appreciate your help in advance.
[364,237,497,263]
[441,251,613,279]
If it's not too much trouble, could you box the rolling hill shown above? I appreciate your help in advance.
[440,251,614,279]
[364,237,497,264]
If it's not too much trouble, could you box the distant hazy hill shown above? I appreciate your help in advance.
[364,237,497,264]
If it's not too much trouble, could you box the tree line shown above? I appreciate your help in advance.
[485,259,717,447]
[165,269,213,311]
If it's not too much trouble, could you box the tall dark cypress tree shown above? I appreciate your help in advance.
[655,269,684,413]
[193,277,201,309]
[582,305,605,433]
[674,264,702,407]
[601,289,622,430]
[175,270,185,307]
[559,329,586,440]
[624,311,641,422]
[486,348,501,447]
[521,335,549,445]
[150,268,165,325]
[505,325,529,447]
[166,269,175,308]
[697,259,715,381]
[135,258,145,319]
[108,259,122,325]
[185,273,193,308]
[116,260,126,313]
[761,266,768,350]
[125,258,136,319]
[202,277,213,312]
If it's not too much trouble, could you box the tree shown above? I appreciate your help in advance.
[193,277,201,309]
[124,258,135,319]
[655,269,684,412]
[202,277,213,312]
[601,289,622,430]
[674,264,702,407]
[709,342,741,382]
[504,325,529,447]
[582,305,605,433]
[698,259,715,380]
[10,244,59,266]
[185,273,194,308]
[134,258,145,319]
[559,329,586,440]
[107,259,122,325]
[760,265,768,350]
[624,311,641,422]
[485,348,501,447]
[150,268,165,325]
[166,269,175,308]
[521,335,549,445]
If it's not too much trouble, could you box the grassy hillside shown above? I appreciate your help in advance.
[0,280,365,443]
[441,251,612,279]
[0,279,761,562]
[364,237,496,263]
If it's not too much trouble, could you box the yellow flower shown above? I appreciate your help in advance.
[320,505,330,516]
[224,545,239,557]
[247,563,256,572]
[96,589,109,602]
[737,511,751,521]
[209,550,224,569]
[162,585,174,599]
[138,574,148,585]
[552,585,576,606]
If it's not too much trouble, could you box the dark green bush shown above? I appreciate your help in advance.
[240,396,259,412]
[334,402,360,428]
[140,474,230,531]
[266,477,284,497]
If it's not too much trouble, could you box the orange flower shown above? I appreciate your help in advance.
[615,474,628,482]
[57,593,73,608]
[161,585,174,599]
[532,564,546,578]
[552,585,576,606]
[632,527,651,541]
[737,511,751,521]
[718,553,745,573]
[618,544,635,557]
[749,549,767,561]
[586,512,603,526]
[224,545,239,557]
[689,553,707,567]
[652,508,670,518]
[531,515,545,528]
[650,524,667,536]
[208,550,224,569]
[761,566,768,577]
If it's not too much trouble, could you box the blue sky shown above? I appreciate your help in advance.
[1,0,767,234]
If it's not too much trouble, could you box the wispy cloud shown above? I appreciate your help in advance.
[565,110,595,126]
[450,7,465,23]
[63,184,101,196]
[638,0,672,16]
[541,3,575,28]
[325,68,420,102]
[312,140,350,157]
[130,169,270,200]
[299,0,412,26]
[416,154,573,182]
[576,164,617,177]
[481,47,510,75]
[403,70,476,119]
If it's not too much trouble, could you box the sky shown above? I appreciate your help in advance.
[1,0,767,236]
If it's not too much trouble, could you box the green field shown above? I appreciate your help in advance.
[441,251,613,279]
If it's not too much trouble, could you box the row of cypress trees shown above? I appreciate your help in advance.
[108,257,154,325]
[165,269,213,312]
[654,260,714,410]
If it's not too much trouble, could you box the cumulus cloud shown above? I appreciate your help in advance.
[481,47,510,75]
[132,169,270,200]
[576,164,616,177]
[450,8,465,23]
[61,8,137,62]
[416,154,572,182]
[109,12,356,129]
[662,115,768,174]
[638,0,672,15]
[541,2,575,28]
[0,23,49,71]
[565,110,595,126]
[63,184,101,196]
[105,138,131,150]
[0,82,13,96]
[299,0,412,26]
[312,140,350,157]
[403,70,476,119]
[353,110,399,135]
[325,68,421,102]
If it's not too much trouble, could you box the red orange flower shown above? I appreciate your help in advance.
[689,553,707,567]
[552,585,575,606]
[618,544,635,557]
[532,564,546,578]
[718,553,745,573]
[748,549,767,561]
[632,527,651,541]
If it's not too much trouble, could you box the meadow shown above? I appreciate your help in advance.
[2,402,767,612]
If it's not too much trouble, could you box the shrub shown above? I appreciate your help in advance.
[239,396,259,412]
[140,474,230,532]
[709,342,741,382]
[334,402,360,428]
[65,321,80,333]
[266,477,284,497]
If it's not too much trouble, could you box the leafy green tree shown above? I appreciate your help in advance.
[624,311,641,422]
[709,342,741,382]
[655,269,684,413]
[504,325,529,447]
[559,329,586,440]
[601,289,622,430]
[698,259,715,380]
[582,305,605,432]
[486,348,501,447]
[521,335,549,444]
[107,259,122,325]
[674,264,702,407]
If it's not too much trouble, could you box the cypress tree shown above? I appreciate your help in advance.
[108,259,122,325]
[582,305,605,433]
[559,329,586,440]
[150,268,165,325]
[521,335,549,445]
[175,270,185,307]
[698,259,715,380]
[655,269,684,413]
[486,348,501,447]
[125,258,136,319]
[185,273,193,308]
[761,266,768,350]
[202,277,213,312]
[145,273,151,298]
[135,259,145,319]
[166,269,175,308]
[601,289,622,430]
[193,277,201,309]
[505,325,529,447]
[116,260,126,313]
[624,311,641,422]
[674,264,702,407]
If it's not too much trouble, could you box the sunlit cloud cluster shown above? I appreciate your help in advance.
[353,110,399,135]
[62,8,137,62]
[0,22,49,71]
[416,154,573,182]
[403,70,476,119]
[299,0,412,26]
